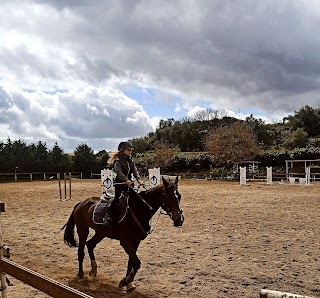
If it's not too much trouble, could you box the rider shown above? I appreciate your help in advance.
[103,141,142,226]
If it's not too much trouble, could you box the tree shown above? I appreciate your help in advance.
[48,142,71,172]
[34,141,49,171]
[73,143,97,172]
[192,108,228,121]
[152,141,180,169]
[11,139,30,172]
[245,114,274,148]
[130,137,152,153]
[285,105,320,137]
[282,128,309,149]
[205,121,262,164]
[0,138,14,172]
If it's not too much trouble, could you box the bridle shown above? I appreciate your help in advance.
[127,183,184,235]
[161,184,184,222]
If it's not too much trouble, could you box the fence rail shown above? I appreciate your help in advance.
[0,258,93,298]
[0,172,94,182]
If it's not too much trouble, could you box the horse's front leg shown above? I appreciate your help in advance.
[119,240,141,290]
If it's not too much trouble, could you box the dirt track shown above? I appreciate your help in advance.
[0,179,319,297]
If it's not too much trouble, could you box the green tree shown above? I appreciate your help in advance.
[286,105,320,137]
[283,128,309,149]
[95,149,109,169]
[245,114,275,148]
[48,142,71,172]
[130,137,152,153]
[0,138,13,172]
[11,139,30,172]
[34,141,49,171]
[73,143,97,172]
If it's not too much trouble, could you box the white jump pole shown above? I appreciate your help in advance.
[261,289,313,298]
[266,167,272,185]
[306,167,311,185]
[239,166,247,185]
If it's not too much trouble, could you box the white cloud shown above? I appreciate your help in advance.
[0,83,155,151]
[1,0,320,151]
[186,106,206,117]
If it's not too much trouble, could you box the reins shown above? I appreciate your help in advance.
[126,184,168,236]
[129,185,155,211]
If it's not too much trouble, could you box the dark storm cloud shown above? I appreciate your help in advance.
[5,0,320,105]
[46,0,320,113]
[2,0,320,151]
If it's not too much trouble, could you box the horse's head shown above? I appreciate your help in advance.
[161,176,184,227]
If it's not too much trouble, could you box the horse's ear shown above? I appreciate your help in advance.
[175,175,178,185]
[162,176,169,188]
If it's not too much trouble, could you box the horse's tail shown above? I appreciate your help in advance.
[62,202,81,247]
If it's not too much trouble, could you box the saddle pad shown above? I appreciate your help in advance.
[93,201,109,224]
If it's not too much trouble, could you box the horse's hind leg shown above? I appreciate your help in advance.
[86,233,104,277]
[77,227,89,279]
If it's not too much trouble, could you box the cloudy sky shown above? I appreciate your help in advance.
[1,0,320,152]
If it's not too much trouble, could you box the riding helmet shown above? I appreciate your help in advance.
[118,141,134,151]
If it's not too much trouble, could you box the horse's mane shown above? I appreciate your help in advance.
[139,181,176,197]
[140,184,163,196]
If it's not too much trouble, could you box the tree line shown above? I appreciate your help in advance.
[1,105,320,175]
[130,105,320,172]
[0,140,103,174]
[131,105,320,153]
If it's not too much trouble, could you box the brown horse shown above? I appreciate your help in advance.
[63,176,184,291]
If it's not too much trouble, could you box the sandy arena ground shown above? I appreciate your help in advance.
[0,179,319,298]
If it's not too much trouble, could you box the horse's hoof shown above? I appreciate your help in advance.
[120,286,128,294]
[120,283,136,294]
[119,278,128,288]
[78,272,84,279]
[127,283,136,293]
[89,270,97,277]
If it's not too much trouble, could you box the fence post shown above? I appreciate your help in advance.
[0,202,8,298]
[69,173,72,200]
[57,173,62,201]
[64,173,67,200]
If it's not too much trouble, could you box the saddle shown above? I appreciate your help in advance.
[93,191,129,225]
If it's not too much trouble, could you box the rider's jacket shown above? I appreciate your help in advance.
[114,153,140,185]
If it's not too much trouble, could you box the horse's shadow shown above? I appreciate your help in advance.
[67,276,153,298]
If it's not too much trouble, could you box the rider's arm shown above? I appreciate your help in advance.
[132,162,141,183]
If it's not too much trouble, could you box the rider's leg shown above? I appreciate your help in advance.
[103,185,123,225]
